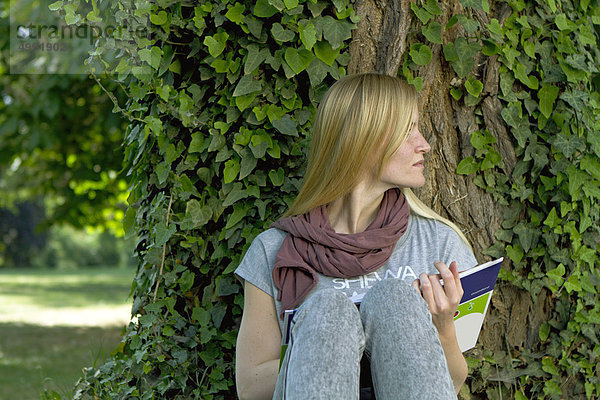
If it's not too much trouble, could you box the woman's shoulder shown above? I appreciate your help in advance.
[243,227,287,260]
[252,227,287,247]
[407,212,471,251]
[409,212,459,236]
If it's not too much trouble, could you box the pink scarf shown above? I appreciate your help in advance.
[271,188,410,315]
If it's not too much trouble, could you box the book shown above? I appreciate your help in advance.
[452,257,503,352]
[280,257,503,365]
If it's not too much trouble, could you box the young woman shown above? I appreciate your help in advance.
[235,73,477,400]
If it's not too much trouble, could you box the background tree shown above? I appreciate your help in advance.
[0,0,129,232]
[36,0,600,399]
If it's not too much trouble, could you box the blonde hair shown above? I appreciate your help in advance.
[285,73,470,246]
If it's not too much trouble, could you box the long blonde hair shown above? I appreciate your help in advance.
[285,73,470,246]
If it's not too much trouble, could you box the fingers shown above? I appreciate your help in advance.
[419,261,463,315]
[411,279,422,296]
[449,261,465,300]
[434,261,457,303]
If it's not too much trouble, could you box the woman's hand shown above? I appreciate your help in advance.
[411,261,464,337]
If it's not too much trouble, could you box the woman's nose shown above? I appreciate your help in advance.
[417,131,431,153]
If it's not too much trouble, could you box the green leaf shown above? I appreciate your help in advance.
[443,42,458,62]
[223,183,249,207]
[150,11,168,26]
[192,307,211,325]
[138,46,163,70]
[253,0,278,17]
[515,392,528,400]
[457,14,479,34]
[271,23,295,42]
[145,116,163,136]
[223,159,240,183]
[422,21,442,44]
[284,0,298,9]
[244,45,267,74]
[506,243,523,263]
[204,32,229,58]
[546,266,564,287]
[156,85,170,101]
[185,200,213,228]
[481,39,499,56]
[513,222,538,253]
[423,0,443,15]
[269,167,285,186]
[481,149,501,170]
[450,38,480,77]
[155,222,176,246]
[410,44,432,66]
[284,47,314,74]
[465,77,483,98]
[458,0,483,9]
[321,16,353,50]
[64,12,80,25]
[178,270,195,292]
[538,84,560,119]
[225,2,245,24]
[307,59,329,86]
[543,207,560,228]
[226,203,249,229]
[581,156,600,180]
[123,207,137,238]
[470,130,496,149]
[564,274,582,293]
[299,23,317,50]
[314,41,340,66]
[450,87,463,100]
[456,157,480,175]
[555,13,577,32]
[48,1,63,11]
[233,74,262,97]
[538,322,551,341]
[240,149,258,179]
[542,357,560,376]
[500,103,522,129]
[486,19,503,36]
[156,162,170,184]
[411,2,432,24]
[272,114,298,136]
[567,164,588,197]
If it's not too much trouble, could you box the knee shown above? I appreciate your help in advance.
[297,289,362,332]
[361,279,429,318]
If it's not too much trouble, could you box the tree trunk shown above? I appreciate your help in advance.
[348,0,551,392]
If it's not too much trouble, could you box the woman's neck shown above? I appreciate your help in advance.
[326,181,389,234]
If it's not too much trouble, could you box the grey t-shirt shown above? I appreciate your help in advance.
[235,213,478,332]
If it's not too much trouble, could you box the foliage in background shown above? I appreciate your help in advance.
[29,225,137,269]
[0,0,129,232]
[0,200,135,269]
[0,200,47,267]
[29,0,600,399]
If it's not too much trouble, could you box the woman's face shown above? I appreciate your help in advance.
[377,109,431,189]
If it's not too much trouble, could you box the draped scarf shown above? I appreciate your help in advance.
[271,188,410,315]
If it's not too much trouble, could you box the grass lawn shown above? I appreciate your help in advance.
[0,268,135,400]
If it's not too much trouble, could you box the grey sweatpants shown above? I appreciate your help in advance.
[273,278,457,399]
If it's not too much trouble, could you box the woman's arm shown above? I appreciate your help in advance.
[412,261,468,393]
[235,281,282,400]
